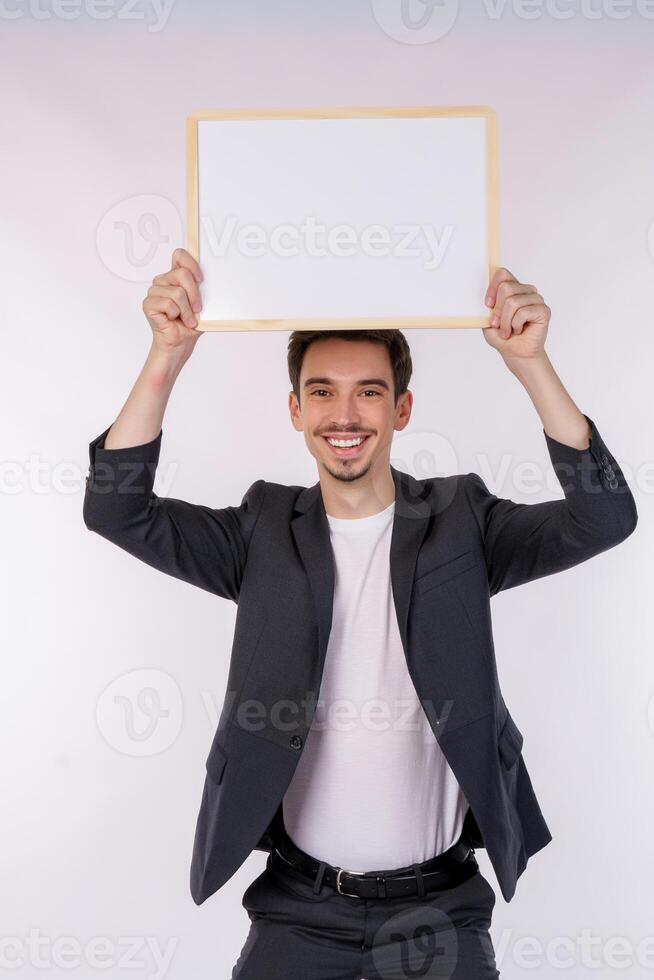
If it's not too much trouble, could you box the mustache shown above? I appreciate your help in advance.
[317,430,374,436]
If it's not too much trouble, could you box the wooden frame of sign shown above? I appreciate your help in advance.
[186,106,499,332]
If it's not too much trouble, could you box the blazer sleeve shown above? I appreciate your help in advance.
[464,413,638,597]
[82,424,266,602]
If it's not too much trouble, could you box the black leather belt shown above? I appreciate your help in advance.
[269,827,479,900]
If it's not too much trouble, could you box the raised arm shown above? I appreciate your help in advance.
[101,246,205,450]
[465,414,636,596]
[83,248,266,601]
[466,267,638,596]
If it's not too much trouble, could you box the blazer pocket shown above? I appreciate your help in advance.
[497,712,524,770]
[206,738,228,785]
[413,550,482,597]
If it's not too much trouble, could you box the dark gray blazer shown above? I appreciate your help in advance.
[83,413,637,903]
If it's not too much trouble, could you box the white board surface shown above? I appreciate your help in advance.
[188,108,498,329]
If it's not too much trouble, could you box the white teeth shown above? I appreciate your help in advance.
[327,436,365,448]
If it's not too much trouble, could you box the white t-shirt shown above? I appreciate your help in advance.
[282,499,470,871]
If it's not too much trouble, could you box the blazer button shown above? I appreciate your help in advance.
[600,454,609,465]
[608,478,619,489]
[290,735,303,751]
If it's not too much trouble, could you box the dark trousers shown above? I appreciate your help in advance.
[232,849,500,979]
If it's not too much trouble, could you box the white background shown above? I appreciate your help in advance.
[2,2,653,978]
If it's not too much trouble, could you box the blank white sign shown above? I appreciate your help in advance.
[187,107,498,330]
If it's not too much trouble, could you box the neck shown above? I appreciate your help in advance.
[318,461,396,519]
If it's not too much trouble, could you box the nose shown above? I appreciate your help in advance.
[328,395,363,427]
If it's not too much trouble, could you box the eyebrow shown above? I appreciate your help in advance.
[303,376,390,391]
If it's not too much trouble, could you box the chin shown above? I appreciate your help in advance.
[322,458,373,483]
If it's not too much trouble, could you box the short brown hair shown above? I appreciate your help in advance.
[287,329,412,406]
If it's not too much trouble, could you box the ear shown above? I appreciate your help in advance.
[288,390,303,432]
[394,389,413,431]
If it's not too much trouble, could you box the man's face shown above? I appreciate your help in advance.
[288,337,412,483]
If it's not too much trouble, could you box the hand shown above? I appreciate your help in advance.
[143,248,204,356]
[483,267,550,363]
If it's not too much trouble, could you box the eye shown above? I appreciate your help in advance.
[309,388,382,397]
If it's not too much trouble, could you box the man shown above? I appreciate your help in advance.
[84,248,637,979]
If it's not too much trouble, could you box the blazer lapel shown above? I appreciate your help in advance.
[389,465,434,655]
[291,482,335,678]
[291,465,433,675]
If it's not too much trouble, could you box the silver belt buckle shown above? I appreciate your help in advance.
[336,868,369,898]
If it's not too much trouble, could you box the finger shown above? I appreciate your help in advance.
[149,310,178,332]
[172,247,203,284]
[497,282,538,299]
[174,267,202,313]
[499,292,540,336]
[152,268,202,314]
[148,285,194,324]
[510,303,545,336]
[485,267,517,308]
[143,294,182,324]
[493,282,538,311]
[152,272,178,286]
[147,285,197,327]
[490,285,540,331]
[500,296,545,337]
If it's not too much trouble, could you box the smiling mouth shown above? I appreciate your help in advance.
[321,434,372,458]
